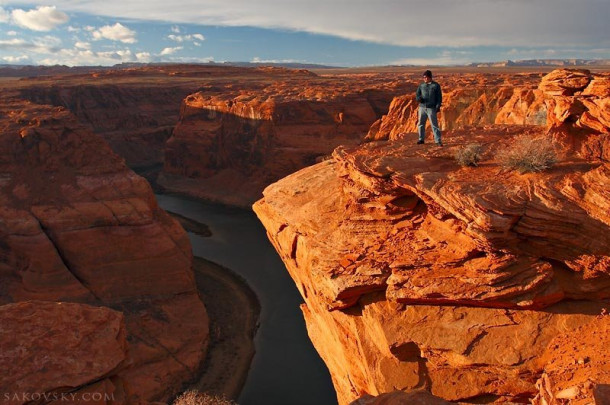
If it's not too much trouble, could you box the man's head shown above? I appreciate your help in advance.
[423,70,433,83]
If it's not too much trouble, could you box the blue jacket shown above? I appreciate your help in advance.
[416,81,442,109]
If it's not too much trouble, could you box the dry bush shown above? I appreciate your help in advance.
[173,391,236,405]
[497,135,558,173]
[455,143,483,167]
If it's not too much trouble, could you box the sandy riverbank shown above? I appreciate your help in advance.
[185,257,260,401]
[168,211,212,237]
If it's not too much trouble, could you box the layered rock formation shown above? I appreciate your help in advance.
[366,69,610,143]
[159,74,413,206]
[0,301,129,403]
[0,94,208,402]
[9,66,413,204]
[13,65,290,168]
[254,69,610,404]
[17,73,196,168]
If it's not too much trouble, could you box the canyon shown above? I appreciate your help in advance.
[0,88,208,402]
[0,65,608,404]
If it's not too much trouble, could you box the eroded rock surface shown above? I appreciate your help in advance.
[13,65,303,168]
[0,95,208,402]
[16,68,203,168]
[351,389,451,405]
[0,301,128,404]
[254,69,610,404]
[366,69,610,142]
[532,315,610,405]
[159,73,414,206]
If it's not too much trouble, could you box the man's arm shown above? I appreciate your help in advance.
[435,84,442,111]
[416,85,423,103]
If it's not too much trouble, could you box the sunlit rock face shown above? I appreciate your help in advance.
[532,315,610,405]
[366,69,609,143]
[0,96,208,402]
[160,74,411,207]
[254,69,610,404]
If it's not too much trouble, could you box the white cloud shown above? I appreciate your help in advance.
[251,56,305,64]
[2,55,30,63]
[507,48,558,57]
[34,35,62,48]
[3,0,605,49]
[171,25,180,33]
[136,51,151,62]
[160,55,215,63]
[92,23,136,43]
[0,7,9,23]
[167,34,184,42]
[0,38,27,47]
[84,25,95,32]
[0,35,62,53]
[391,49,478,66]
[11,6,69,31]
[168,33,205,43]
[75,41,91,49]
[67,25,80,32]
[160,46,182,55]
[7,31,17,36]
[39,47,137,65]
[392,57,468,67]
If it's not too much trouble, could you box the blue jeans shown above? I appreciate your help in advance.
[418,106,442,144]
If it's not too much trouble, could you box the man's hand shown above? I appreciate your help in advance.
[436,106,441,113]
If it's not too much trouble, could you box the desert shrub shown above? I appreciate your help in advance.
[455,143,483,167]
[173,391,236,405]
[496,135,558,173]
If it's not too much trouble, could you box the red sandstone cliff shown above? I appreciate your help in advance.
[366,69,609,143]
[13,65,291,168]
[17,77,194,168]
[254,69,610,404]
[0,95,208,402]
[0,301,130,403]
[159,75,413,206]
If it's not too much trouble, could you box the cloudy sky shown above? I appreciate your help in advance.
[0,0,608,66]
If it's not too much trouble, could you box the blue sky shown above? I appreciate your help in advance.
[0,1,609,66]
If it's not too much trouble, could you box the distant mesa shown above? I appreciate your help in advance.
[469,58,610,68]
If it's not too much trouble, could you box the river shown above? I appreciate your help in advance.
[156,194,338,405]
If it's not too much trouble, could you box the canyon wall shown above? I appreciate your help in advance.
[159,76,413,207]
[0,95,208,402]
[254,69,610,404]
[18,79,193,168]
[14,66,284,168]
[14,67,413,206]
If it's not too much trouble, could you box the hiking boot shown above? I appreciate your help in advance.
[417,140,425,144]
[436,142,443,147]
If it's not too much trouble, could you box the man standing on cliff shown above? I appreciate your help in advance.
[416,70,443,146]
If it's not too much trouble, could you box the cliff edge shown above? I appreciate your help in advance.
[0,95,208,402]
[254,69,610,404]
